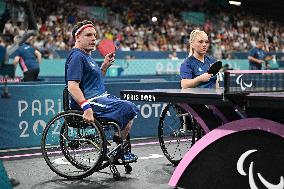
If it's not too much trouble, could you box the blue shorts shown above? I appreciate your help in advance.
[91,95,139,129]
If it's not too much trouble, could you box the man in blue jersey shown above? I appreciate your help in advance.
[13,36,42,81]
[65,20,139,163]
[248,39,272,70]
[0,36,6,65]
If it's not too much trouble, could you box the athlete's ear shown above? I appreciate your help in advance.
[75,35,80,42]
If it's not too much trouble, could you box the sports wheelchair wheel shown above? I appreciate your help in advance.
[158,103,205,166]
[41,110,107,179]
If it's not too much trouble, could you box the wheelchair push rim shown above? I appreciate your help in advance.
[158,103,205,166]
[41,110,107,179]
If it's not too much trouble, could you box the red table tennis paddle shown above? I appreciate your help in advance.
[97,39,116,57]
[208,60,222,76]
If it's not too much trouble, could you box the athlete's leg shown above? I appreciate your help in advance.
[121,119,133,140]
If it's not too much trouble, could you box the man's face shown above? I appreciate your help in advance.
[256,41,264,49]
[76,27,97,52]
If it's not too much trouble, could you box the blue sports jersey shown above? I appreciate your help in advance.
[0,45,6,64]
[180,55,217,88]
[248,47,266,70]
[65,48,106,108]
[14,43,39,71]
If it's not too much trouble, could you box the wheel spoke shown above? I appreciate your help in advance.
[158,104,205,165]
[41,110,107,179]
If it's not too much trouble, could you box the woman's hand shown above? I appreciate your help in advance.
[197,73,213,82]
[181,73,213,88]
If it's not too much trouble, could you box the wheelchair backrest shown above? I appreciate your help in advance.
[62,87,85,127]
[63,87,70,111]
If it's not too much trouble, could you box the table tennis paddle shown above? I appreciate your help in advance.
[97,39,116,57]
[208,60,222,75]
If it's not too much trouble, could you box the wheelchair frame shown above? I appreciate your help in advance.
[158,103,205,166]
[41,88,133,181]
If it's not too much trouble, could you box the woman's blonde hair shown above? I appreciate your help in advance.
[188,29,207,56]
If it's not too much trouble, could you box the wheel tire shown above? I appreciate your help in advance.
[125,164,132,174]
[158,103,204,166]
[41,110,107,179]
[113,172,121,181]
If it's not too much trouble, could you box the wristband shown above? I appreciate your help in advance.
[80,100,91,111]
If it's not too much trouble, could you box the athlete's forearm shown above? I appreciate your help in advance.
[68,81,86,105]
[248,56,263,64]
[35,50,42,64]
[181,78,200,88]
[13,56,20,66]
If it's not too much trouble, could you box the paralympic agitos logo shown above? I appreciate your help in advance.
[236,74,253,91]
[170,120,284,189]
[237,149,284,189]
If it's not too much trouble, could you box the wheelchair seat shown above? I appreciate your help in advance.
[63,87,118,124]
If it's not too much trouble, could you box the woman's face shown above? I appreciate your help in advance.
[191,32,209,55]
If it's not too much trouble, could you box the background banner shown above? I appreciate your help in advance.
[0,81,179,149]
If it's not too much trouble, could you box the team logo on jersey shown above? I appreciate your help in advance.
[198,67,203,72]
[89,61,96,68]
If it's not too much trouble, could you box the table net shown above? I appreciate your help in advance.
[224,70,284,94]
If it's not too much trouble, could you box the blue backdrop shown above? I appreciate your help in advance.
[0,80,179,149]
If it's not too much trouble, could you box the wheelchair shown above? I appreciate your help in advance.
[158,103,243,166]
[41,88,134,181]
[158,103,205,166]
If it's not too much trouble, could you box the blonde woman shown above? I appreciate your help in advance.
[179,30,240,129]
[180,30,217,88]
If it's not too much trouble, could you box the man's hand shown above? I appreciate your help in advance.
[83,108,94,123]
[101,52,115,72]
[105,52,115,63]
